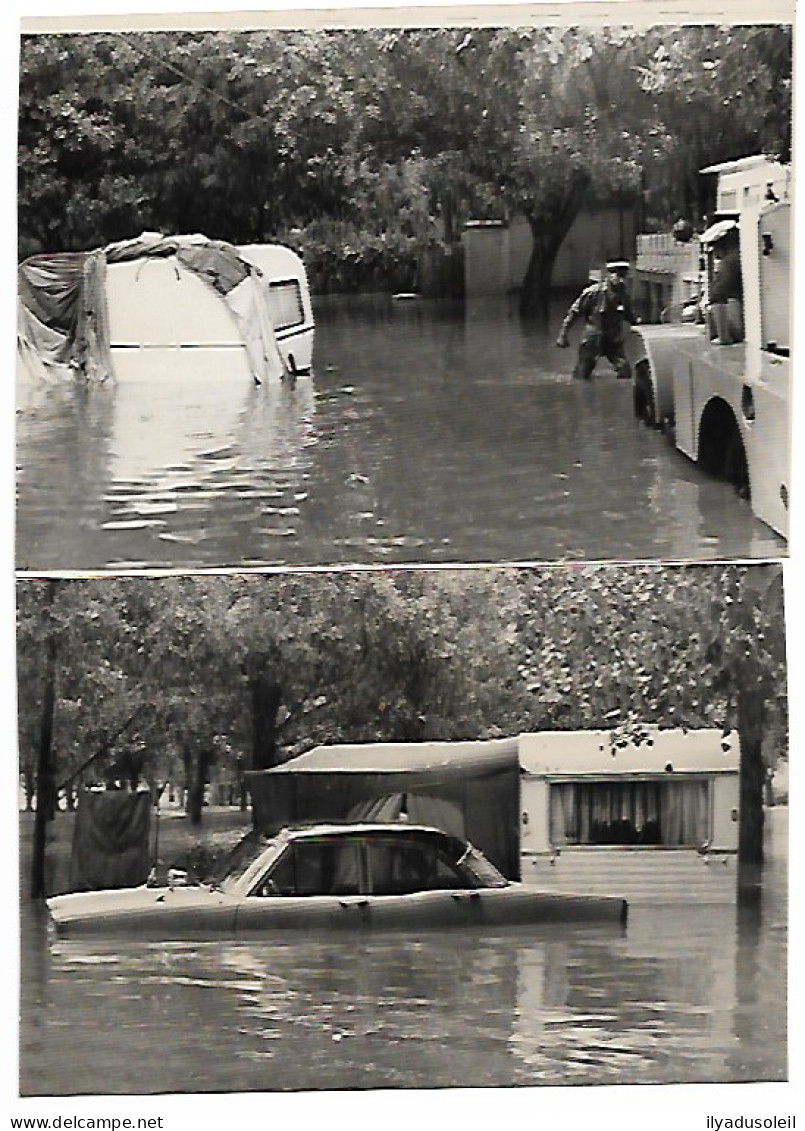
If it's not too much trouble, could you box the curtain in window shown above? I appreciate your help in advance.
[549,780,708,846]
[660,780,710,846]
[549,784,578,845]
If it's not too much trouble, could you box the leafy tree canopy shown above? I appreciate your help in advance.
[18,25,791,307]
[17,564,787,815]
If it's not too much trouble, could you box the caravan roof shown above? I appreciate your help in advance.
[700,155,778,175]
[519,728,739,776]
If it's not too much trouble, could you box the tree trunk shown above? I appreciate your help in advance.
[187,778,205,826]
[519,172,591,322]
[31,580,58,901]
[186,756,205,826]
[249,667,283,771]
[185,747,211,826]
[737,685,766,902]
[24,768,35,811]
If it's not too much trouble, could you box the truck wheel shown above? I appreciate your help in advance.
[633,361,657,428]
[725,432,750,500]
[698,399,751,501]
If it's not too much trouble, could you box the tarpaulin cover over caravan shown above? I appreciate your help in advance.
[69,788,151,892]
[17,232,288,382]
[246,739,521,879]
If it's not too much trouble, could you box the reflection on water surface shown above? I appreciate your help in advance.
[16,296,785,570]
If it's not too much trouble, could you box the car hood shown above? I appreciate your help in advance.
[47,884,229,924]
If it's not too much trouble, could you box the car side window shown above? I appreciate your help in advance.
[250,838,362,897]
[366,840,467,895]
[430,847,471,890]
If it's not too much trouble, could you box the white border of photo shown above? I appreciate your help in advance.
[3,3,800,1129]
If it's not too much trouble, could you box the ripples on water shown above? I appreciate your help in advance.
[15,296,785,570]
[20,812,787,1096]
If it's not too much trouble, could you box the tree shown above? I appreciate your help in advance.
[204,570,514,770]
[635,26,792,225]
[453,29,645,318]
[706,567,786,893]
[335,569,516,743]
[18,25,791,305]
[27,581,57,900]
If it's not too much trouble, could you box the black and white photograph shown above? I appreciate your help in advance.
[8,1,799,1127]
[16,565,788,1094]
[14,10,792,571]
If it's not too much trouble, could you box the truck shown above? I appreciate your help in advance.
[627,156,791,540]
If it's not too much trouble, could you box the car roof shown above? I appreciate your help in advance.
[279,822,457,841]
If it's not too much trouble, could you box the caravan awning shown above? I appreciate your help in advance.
[17,232,288,383]
[246,739,522,878]
[261,738,519,777]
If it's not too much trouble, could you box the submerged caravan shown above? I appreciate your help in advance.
[17,232,314,384]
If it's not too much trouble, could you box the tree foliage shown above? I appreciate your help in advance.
[18,25,791,308]
[17,565,787,820]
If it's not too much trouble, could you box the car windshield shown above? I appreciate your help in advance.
[457,844,508,888]
[207,831,276,892]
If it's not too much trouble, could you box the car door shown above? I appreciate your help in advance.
[233,835,371,934]
[363,836,483,929]
[117,888,241,939]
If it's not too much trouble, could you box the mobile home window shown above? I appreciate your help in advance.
[549,780,710,847]
[266,279,304,332]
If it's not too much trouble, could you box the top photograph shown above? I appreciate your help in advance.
[15,16,793,572]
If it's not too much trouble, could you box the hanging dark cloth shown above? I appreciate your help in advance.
[69,789,151,892]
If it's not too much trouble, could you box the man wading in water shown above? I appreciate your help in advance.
[555,260,636,380]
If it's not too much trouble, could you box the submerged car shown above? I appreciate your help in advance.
[47,823,627,939]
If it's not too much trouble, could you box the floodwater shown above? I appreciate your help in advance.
[19,810,787,1095]
[16,296,785,571]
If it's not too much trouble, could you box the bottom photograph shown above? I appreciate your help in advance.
[17,563,787,1095]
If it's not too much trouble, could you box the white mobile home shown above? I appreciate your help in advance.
[18,234,314,385]
[519,728,740,903]
[104,243,314,382]
[238,243,315,375]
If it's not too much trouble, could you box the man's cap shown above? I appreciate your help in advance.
[606,259,630,273]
